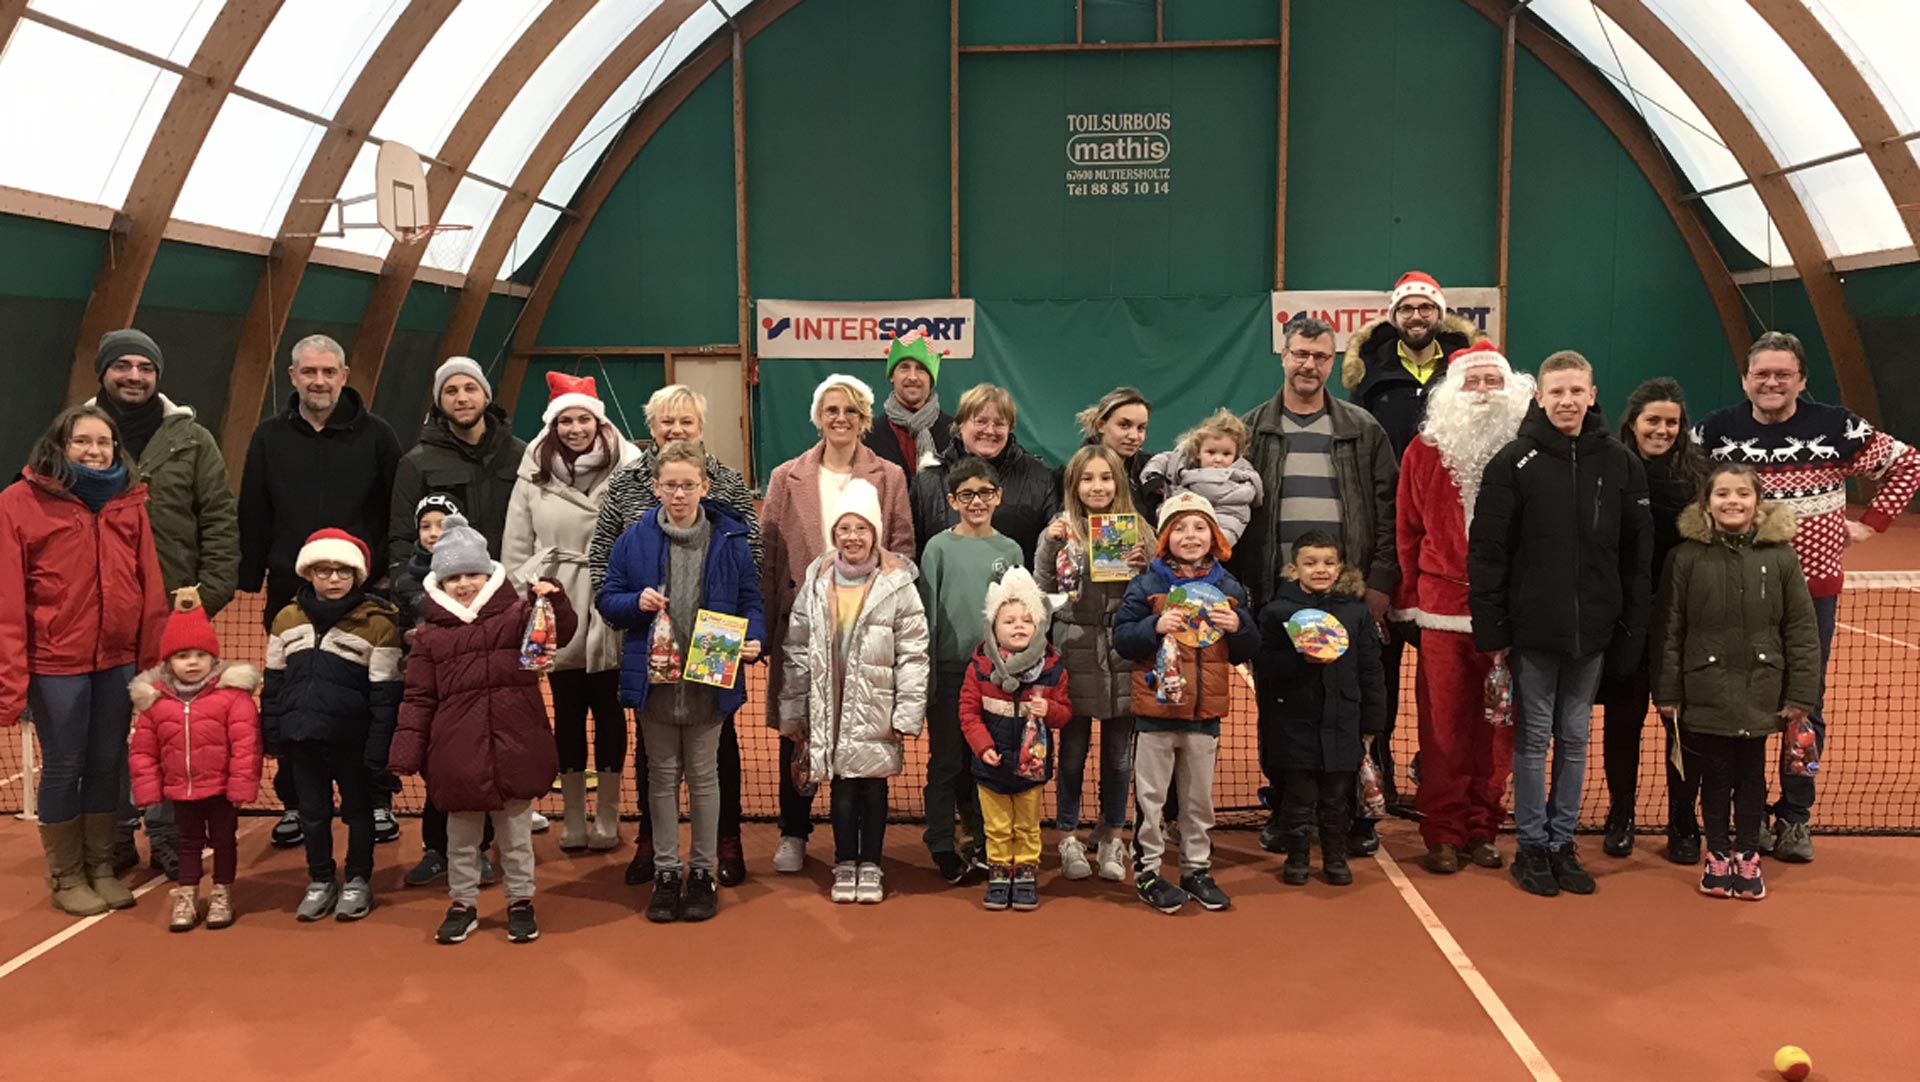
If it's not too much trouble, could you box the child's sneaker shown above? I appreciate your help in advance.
[856,862,884,904]
[205,885,234,930]
[646,870,684,923]
[1095,837,1127,882]
[333,877,373,921]
[1180,870,1231,911]
[1136,872,1188,914]
[683,869,717,922]
[1730,851,1767,901]
[772,835,807,874]
[373,807,400,844]
[271,810,304,848]
[983,864,1012,910]
[506,899,539,942]
[831,862,858,903]
[436,903,478,944]
[1699,851,1735,898]
[1010,864,1040,911]
[295,880,339,921]
[1058,837,1092,880]
[404,850,448,887]
[933,850,972,886]
[168,886,199,932]
[528,811,551,835]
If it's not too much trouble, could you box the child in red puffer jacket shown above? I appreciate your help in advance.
[129,588,262,933]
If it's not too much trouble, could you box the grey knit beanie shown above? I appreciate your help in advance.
[429,514,493,578]
[95,328,163,378]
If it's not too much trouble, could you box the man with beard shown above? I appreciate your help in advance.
[239,334,403,845]
[866,331,951,478]
[87,329,239,880]
[1238,316,1398,854]
[386,357,526,584]
[1391,342,1530,875]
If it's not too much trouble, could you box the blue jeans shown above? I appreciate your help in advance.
[1774,593,1837,826]
[29,665,138,825]
[1055,716,1134,836]
[1509,649,1603,850]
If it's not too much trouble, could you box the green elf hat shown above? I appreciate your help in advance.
[885,329,946,384]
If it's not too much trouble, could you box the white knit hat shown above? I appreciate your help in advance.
[433,356,492,403]
[811,373,874,427]
[830,477,885,540]
[1389,270,1447,314]
[982,567,1052,630]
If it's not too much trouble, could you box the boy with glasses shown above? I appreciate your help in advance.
[919,457,1024,884]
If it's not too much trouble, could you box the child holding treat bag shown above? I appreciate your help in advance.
[1255,530,1387,887]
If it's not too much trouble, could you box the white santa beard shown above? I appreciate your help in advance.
[1423,389,1531,525]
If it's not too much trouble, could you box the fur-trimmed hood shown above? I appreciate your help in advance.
[1279,563,1369,599]
[1676,499,1797,545]
[1341,313,1480,390]
[129,661,261,712]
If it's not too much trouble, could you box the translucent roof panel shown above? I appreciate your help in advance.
[1805,0,1920,134]
[172,98,326,234]
[234,0,403,118]
[1790,157,1912,256]
[25,0,221,66]
[0,20,179,206]
[369,0,551,159]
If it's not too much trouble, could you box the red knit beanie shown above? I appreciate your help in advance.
[158,587,221,659]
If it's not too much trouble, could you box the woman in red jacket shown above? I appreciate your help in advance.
[0,405,168,916]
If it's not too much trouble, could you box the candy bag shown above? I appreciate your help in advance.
[1783,715,1821,777]
[518,595,558,672]
[1149,634,1186,705]
[647,610,683,684]
[1484,661,1513,727]
[790,730,819,797]
[1055,537,1082,599]
[1358,740,1387,820]
[1016,710,1050,781]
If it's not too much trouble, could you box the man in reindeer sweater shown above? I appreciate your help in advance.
[1697,331,1920,862]
[1392,341,1532,876]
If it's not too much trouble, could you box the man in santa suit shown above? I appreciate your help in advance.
[1392,341,1532,875]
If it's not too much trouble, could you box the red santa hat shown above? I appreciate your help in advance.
[1389,271,1447,314]
[1446,338,1512,378]
[295,528,371,584]
[541,371,610,428]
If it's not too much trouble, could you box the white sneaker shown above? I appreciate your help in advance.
[773,835,807,874]
[1096,837,1128,881]
[856,862,884,904]
[831,861,858,903]
[1058,836,1093,880]
[528,811,551,834]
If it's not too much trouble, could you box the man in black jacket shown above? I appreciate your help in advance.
[1340,271,1479,460]
[385,357,526,585]
[238,333,403,841]
[1468,350,1651,899]
[867,332,952,479]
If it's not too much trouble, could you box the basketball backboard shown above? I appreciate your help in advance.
[289,140,467,245]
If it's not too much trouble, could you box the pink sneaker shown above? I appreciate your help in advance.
[1699,851,1734,898]
[1730,851,1766,901]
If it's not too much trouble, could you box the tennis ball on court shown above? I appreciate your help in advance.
[1773,1045,1811,1081]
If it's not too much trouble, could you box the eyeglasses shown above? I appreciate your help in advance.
[67,435,115,450]
[309,565,358,581]
[657,481,703,496]
[1397,303,1440,318]
[107,360,157,376]
[1287,349,1334,364]
[1747,370,1799,387]
[952,488,1000,506]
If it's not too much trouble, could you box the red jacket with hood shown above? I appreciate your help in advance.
[128,662,264,805]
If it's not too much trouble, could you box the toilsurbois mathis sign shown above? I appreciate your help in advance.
[1064,111,1173,199]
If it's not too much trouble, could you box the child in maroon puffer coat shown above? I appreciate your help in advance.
[390,515,576,946]
[129,588,262,933]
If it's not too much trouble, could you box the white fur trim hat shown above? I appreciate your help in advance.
[433,356,492,403]
[295,528,371,584]
[811,374,874,426]
[830,477,885,539]
[1446,338,1512,378]
[982,566,1052,629]
[1390,270,1447,314]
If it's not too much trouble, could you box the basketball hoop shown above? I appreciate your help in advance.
[288,140,468,243]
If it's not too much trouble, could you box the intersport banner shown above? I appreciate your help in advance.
[756,299,976,359]
[1270,289,1501,352]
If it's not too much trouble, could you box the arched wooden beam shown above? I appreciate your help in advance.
[1456,0,1751,363]
[1745,0,1920,248]
[345,0,597,408]
[65,0,285,408]
[0,0,29,56]
[216,0,458,468]
[1591,0,1879,424]
[434,0,705,366]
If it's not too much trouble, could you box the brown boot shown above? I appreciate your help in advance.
[39,820,108,916]
[1422,843,1461,875]
[168,886,199,932]
[1464,837,1505,869]
[81,813,138,909]
[205,885,235,929]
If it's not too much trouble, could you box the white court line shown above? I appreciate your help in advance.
[1374,847,1563,1082]
[1837,620,1920,651]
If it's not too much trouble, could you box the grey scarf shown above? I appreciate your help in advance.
[883,391,943,465]
[987,634,1048,693]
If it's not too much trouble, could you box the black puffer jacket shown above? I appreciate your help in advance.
[261,590,404,766]
[386,406,526,584]
[1638,446,1702,588]
[1339,313,1478,458]
[1468,403,1653,661]
[909,434,1060,566]
[1254,569,1387,773]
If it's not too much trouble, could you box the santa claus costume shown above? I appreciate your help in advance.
[1391,342,1532,868]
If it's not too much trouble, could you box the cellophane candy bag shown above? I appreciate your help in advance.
[519,595,558,672]
[1484,661,1513,727]
[1150,635,1186,705]
[1055,538,1082,599]
[1358,746,1388,820]
[647,610,682,684]
[1783,715,1821,777]
[1017,712,1050,781]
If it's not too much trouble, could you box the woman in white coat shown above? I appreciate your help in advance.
[503,372,642,850]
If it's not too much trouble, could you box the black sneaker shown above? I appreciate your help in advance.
[1346,821,1379,857]
[148,840,180,882]
[1700,851,1735,897]
[1180,870,1231,911]
[933,850,972,886]
[1730,851,1766,901]
[982,865,1012,910]
[1549,844,1596,894]
[435,903,479,945]
[646,870,684,923]
[683,870,718,922]
[1602,807,1634,858]
[625,836,655,887]
[1511,846,1561,897]
[404,850,448,887]
[1666,832,1701,865]
[373,808,401,845]
[1136,872,1188,914]
[1010,864,1039,911]
[506,899,539,942]
[1258,813,1286,854]
[271,810,304,848]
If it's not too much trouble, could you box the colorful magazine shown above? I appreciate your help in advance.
[684,609,749,689]
[1088,513,1144,582]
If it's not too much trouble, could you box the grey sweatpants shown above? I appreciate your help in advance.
[449,800,535,906]
[642,718,722,874]
[1132,728,1218,877]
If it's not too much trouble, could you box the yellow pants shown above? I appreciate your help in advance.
[976,786,1043,867]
